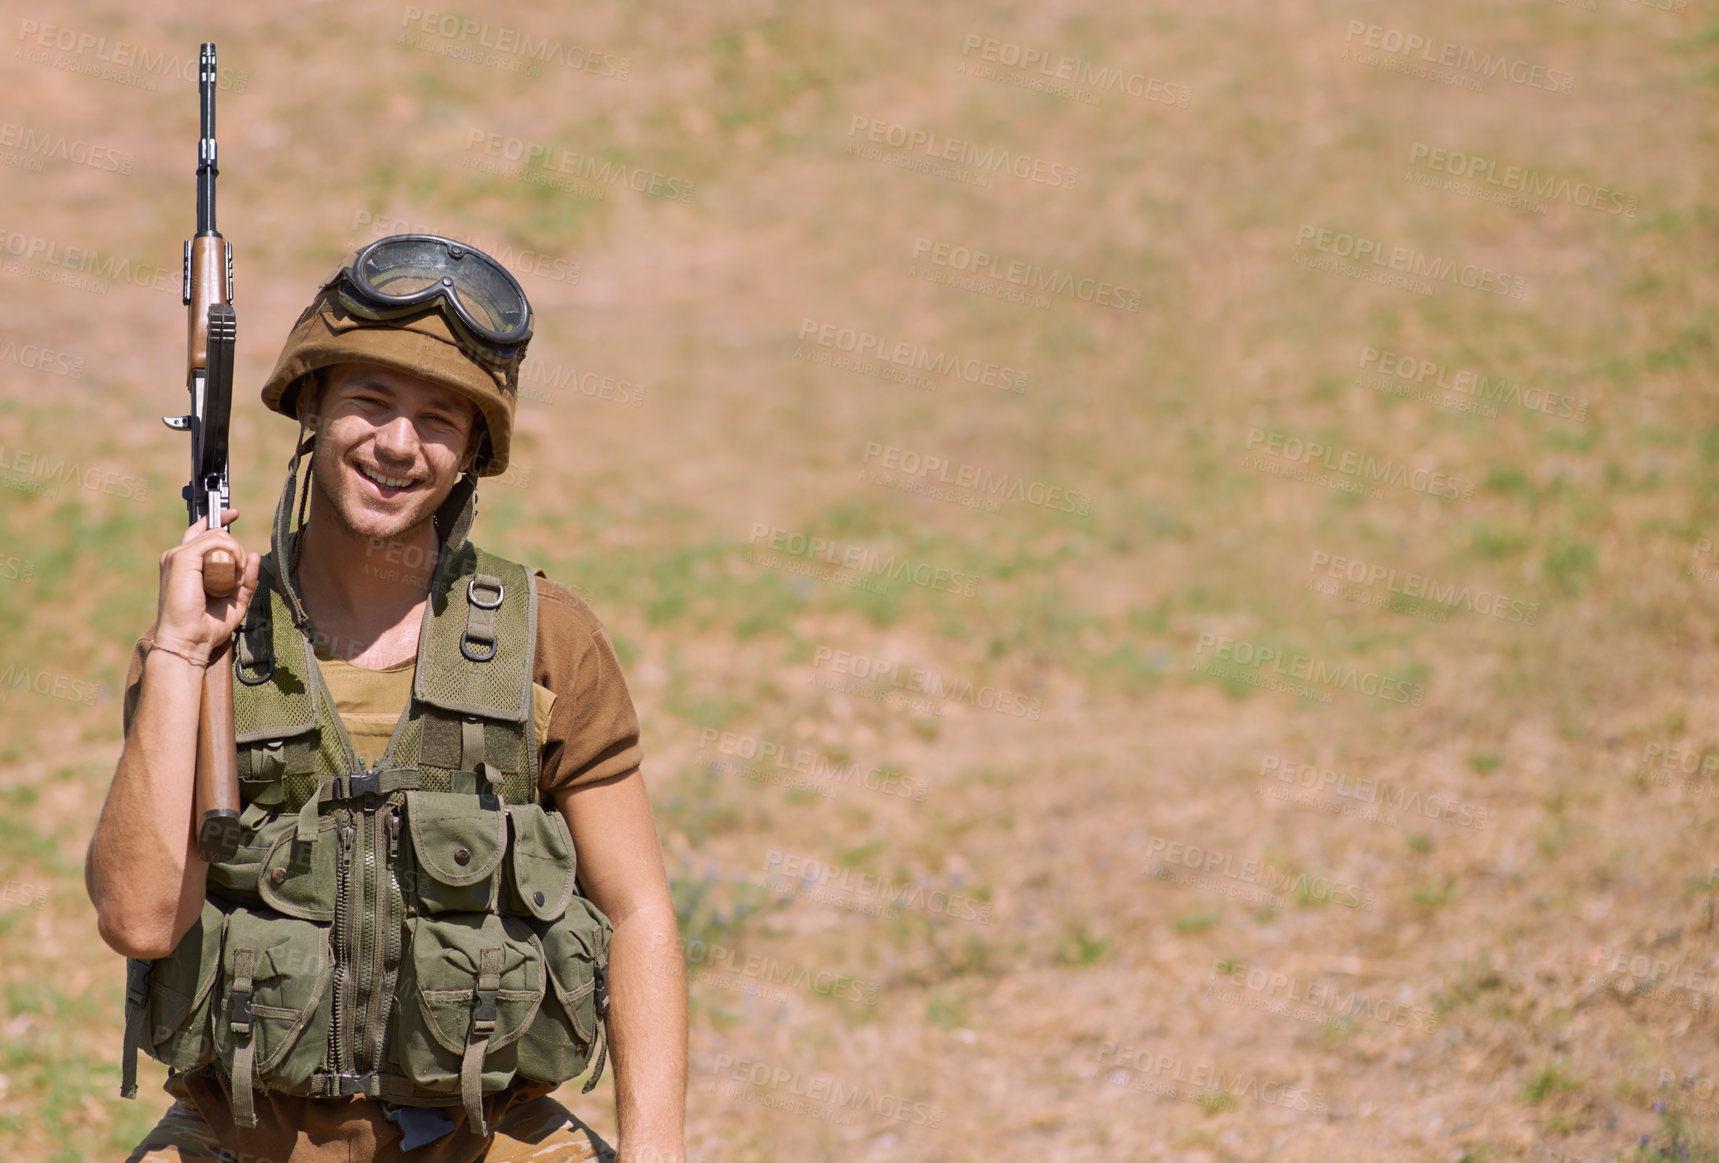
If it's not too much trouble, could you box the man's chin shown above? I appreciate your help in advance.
[336,496,440,544]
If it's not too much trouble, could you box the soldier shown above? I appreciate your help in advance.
[87,235,687,1162]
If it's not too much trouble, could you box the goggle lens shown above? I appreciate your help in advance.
[342,235,532,349]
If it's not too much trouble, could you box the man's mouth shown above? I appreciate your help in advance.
[357,463,418,492]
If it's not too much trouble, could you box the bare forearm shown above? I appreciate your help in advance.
[606,902,687,1162]
[85,647,209,958]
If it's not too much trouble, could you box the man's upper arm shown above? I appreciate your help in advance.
[554,772,673,926]
[533,575,644,796]
[531,575,669,922]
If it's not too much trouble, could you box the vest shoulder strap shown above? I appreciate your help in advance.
[233,555,320,745]
[411,544,537,725]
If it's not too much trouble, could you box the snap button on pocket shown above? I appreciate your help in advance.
[270,868,287,885]
[533,891,546,907]
[455,847,472,866]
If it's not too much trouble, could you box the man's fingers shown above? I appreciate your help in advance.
[178,507,243,545]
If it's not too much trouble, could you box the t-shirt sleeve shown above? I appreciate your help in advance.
[533,575,643,796]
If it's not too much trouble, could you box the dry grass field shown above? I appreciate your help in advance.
[0,1,1716,1160]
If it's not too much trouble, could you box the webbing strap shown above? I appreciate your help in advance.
[580,1017,609,1095]
[120,959,151,1099]
[310,1069,468,1104]
[295,771,422,840]
[462,947,503,1137]
[462,574,504,663]
[581,967,610,1094]
[234,608,275,686]
[256,741,287,787]
[239,798,273,830]
[461,718,485,773]
[228,948,258,1127]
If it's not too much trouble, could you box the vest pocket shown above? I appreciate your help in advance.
[502,804,576,921]
[214,906,335,1094]
[205,812,292,904]
[516,895,611,1084]
[404,790,507,914]
[138,896,227,1072]
[257,815,339,922]
[392,913,544,1110]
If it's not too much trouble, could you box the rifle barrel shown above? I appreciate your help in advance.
[196,42,217,237]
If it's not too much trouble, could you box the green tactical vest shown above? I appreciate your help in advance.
[119,534,612,1137]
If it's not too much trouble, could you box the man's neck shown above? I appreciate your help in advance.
[295,504,442,665]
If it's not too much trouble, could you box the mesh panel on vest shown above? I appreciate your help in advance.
[232,550,539,814]
[233,575,318,745]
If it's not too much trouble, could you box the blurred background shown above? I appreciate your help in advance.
[0,2,1714,1160]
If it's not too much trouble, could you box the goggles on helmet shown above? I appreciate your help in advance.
[328,234,533,360]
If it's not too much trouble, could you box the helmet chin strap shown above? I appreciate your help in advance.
[269,429,479,633]
[270,416,318,630]
[433,469,479,557]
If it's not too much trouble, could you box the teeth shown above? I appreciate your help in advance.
[359,464,414,490]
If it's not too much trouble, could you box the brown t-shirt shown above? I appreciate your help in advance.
[122,572,642,796]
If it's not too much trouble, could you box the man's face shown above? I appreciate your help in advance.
[306,362,479,544]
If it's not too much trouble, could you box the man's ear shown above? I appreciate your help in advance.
[297,371,324,431]
[461,410,488,476]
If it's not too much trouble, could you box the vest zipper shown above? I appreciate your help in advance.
[359,790,393,1070]
[330,809,356,1075]
[372,802,405,1072]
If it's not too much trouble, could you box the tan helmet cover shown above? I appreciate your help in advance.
[259,282,522,476]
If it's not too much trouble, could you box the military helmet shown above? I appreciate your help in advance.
[260,234,532,476]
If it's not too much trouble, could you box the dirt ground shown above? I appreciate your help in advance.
[0,1,1715,1160]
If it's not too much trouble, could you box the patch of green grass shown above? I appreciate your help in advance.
[1195,1089,1237,1116]
[1173,1127,1218,1150]
[1522,1063,1579,1104]
[1410,879,1455,910]
[1174,910,1220,934]
[1469,523,1532,559]
[668,854,789,953]
[1483,467,1535,499]
[925,988,969,1030]
[1683,868,1719,896]
[1056,920,1112,965]
[1544,538,1598,596]
[1637,1108,1719,1162]
[1469,753,1501,775]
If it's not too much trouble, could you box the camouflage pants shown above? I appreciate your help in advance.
[125,1071,614,1163]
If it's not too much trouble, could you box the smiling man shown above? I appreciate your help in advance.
[87,235,686,1163]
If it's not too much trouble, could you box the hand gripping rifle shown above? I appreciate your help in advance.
[162,43,240,863]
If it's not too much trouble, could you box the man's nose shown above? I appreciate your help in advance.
[372,415,420,461]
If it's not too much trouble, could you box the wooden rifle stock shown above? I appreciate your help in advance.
[195,631,241,863]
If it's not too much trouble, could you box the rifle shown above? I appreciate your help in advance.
[162,42,240,863]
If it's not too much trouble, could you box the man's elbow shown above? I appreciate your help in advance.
[95,909,177,960]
